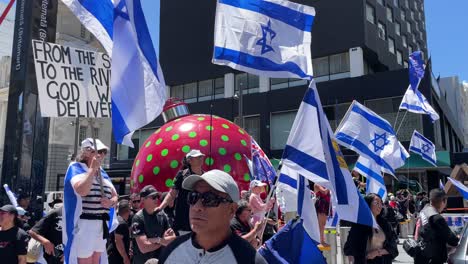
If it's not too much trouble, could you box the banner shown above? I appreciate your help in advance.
[32,40,111,118]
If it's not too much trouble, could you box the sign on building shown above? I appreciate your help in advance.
[32,40,111,118]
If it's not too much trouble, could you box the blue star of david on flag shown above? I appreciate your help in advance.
[256,20,276,54]
[421,143,431,153]
[370,132,389,152]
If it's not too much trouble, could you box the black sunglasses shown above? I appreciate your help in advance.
[86,147,107,155]
[132,200,141,203]
[187,191,233,208]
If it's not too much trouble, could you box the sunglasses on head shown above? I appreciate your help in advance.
[187,191,233,208]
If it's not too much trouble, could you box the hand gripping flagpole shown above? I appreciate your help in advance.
[88,118,105,197]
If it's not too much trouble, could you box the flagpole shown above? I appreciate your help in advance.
[335,100,356,134]
[395,110,408,135]
[88,118,105,197]
[393,110,401,128]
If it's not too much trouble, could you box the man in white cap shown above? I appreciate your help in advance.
[157,149,205,235]
[158,170,267,264]
[63,138,118,264]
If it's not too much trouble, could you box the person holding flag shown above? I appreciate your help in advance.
[63,139,118,264]
[249,180,275,226]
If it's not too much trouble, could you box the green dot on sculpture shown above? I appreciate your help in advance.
[130,179,134,187]
[221,135,229,142]
[205,157,214,166]
[165,179,174,188]
[182,145,191,153]
[189,131,197,138]
[138,174,144,183]
[156,138,163,145]
[135,160,140,167]
[146,154,153,162]
[153,166,160,175]
[200,139,208,147]
[218,148,227,155]
[234,153,242,161]
[154,128,161,134]
[161,149,169,156]
[239,129,245,134]
[197,117,205,121]
[145,141,151,148]
[244,173,250,182]
[170,160,179,169]
[165,126,173,132]
[206,125,213,131]
[224,164,231,173]
[172,134,180,141]
[222,124,229,129]
[240,140,247,146]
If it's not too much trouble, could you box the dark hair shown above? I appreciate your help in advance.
[364,193,381,212]
[235,200,250,217]
[181,156,191,170]
[429,188,446,205]
[364,193,391,240]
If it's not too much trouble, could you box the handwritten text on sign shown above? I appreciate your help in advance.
[32,40,111,118]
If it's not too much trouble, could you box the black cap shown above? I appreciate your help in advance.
[0,204,18,214]
[118,200,130,212]
[139,185,158,198]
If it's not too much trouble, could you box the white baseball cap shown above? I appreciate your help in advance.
[81,138,109,151]
[182,169,240,203]
[249,180,267,189]
[186,149,205,159]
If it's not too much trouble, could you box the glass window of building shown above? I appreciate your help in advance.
[378,22,386,40]
[366,3,375,24]
[393,0,399,7]
[404,0,409,8]
[396,50,403,65]
[171,85,184,99]
[79,126,87,143]
[402,35,408,48]
[401,10,406,21]
[270,111,297,150]
[412,34,416,43]
[312,56,330,77]
[403,60,409,68]
[395,22,401,36]
[329,52,350,74]
[388,37,395,54]
[198,79,214,101]
[183,82,198,103]
[215,77,225,96]
[409,45,413,54]
[410,11,414,20]
[407,21,411,33]
[235,73,259,94]
[244,115,261,142]
[377,0,383,5]
[271,78,307,90]
[386,6,393,22]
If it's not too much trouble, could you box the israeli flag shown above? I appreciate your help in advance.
[335,101,409,176]
[276,166,298,213]
[439,179,445,190]
[282,82,329,185]
[399,51,439,122]
[297,174,320,243]
[213,0,315,79]
[354,156,387,200]
[61,0,167,147]
[448,177,468,200]
[409,130,437,167]
[284,80,376,227]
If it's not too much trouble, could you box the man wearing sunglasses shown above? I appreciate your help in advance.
[131,185,176,264]
[158,170,267,264]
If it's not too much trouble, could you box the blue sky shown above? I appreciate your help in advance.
[424,0,467,82]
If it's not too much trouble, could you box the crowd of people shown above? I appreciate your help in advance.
[0,138,461,264]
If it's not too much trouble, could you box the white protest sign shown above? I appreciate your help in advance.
[32,40,111,118]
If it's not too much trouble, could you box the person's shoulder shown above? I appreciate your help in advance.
[15,227,29,239]
[228,234,267,263]
[132,209,145,221]
[158,233,192,263]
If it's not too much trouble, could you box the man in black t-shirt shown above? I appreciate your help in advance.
[157,150,205,235]
[230,200,263,249]
[131,186,176,263]
[29,205,63,264]
[108,201,131,264]
[0,205,29,264]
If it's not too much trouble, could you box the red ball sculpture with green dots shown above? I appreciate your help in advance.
[130,99,253,194]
